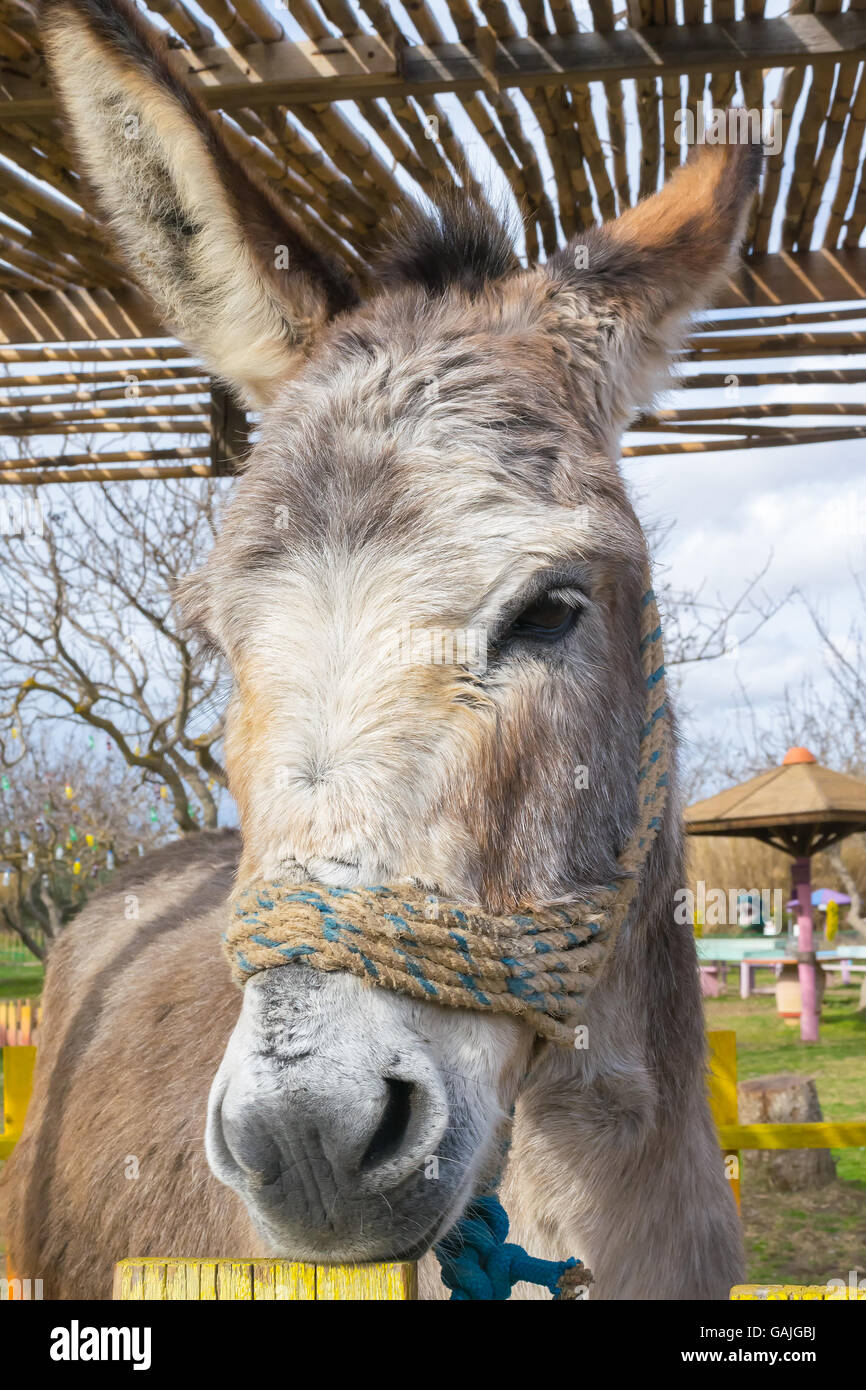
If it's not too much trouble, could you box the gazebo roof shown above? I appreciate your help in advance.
[684,747,866,856]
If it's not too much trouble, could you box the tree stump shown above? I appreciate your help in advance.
[738,1074,836,1191]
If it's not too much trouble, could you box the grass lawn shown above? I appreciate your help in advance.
[0,960,44,999]
[705,976,866,1285]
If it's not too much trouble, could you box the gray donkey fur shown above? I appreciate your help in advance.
[0,0,759,1299]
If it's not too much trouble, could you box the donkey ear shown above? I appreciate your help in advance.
[41,0,357,407]
[546,140,762,438]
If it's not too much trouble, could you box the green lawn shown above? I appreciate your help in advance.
[705,978,866,1284]
[0,960,44,999]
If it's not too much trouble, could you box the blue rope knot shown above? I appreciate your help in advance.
[434,1194,584,1301]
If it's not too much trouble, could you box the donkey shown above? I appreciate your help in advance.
[1,0,759,1300]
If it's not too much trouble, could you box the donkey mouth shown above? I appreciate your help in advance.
[305,856,364,887]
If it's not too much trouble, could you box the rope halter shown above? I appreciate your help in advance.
[223,564,668,1050]
[221,561,668,1298]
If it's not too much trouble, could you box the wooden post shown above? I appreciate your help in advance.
[707,1029,741,1211]
[209,383,248,476]
[0,1043,36,1160]
[732,1284,866,1300]
[793,856,819,1043]
[114,1257,416,1300]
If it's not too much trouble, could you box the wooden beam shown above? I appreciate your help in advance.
[0,464,214,484]
[718,1122,866,1149]
[718,249,866,308]
[0,287,162,344]
[0,254,861,351]
[2,14,865,119]
[210,382,249,475]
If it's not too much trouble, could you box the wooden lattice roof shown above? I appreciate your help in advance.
[0,0,864,483]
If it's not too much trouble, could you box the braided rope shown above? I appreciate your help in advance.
[433,1194,592,1300]
[224,564,668,1048]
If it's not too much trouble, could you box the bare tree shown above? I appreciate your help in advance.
[0,476,229,833]
[0,731,165,959]
[655,544,793,672]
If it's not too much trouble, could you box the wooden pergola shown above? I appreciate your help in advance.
[0,0,864,484]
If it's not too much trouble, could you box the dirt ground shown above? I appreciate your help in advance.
[742,1171,866,1286]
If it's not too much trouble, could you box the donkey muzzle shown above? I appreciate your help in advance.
[205,966,474,1262]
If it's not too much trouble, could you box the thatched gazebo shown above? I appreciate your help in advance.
[686,746,866,1041]
[0,0,863,485]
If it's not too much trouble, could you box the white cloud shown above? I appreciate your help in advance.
[622,442,866,779]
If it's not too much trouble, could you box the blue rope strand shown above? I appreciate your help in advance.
[433,1195,582,1300]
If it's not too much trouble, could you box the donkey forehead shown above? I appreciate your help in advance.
[232,284,633,570]
[194,284,644,654]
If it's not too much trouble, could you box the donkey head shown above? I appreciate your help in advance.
[43,0,760,1264]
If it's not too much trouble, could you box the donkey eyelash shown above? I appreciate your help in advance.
[534,587,586,611]
[489,581,589,651]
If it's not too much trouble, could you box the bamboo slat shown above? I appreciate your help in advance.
[694,305,866,333]
[629,0,661,202]
[641,403,866,423]
[0,445,210,470]
[753,65,807,255]
[0,463,217,483]
[825,63,866,248]
[781,0,843,249]
[797,57,857,246]
[194,0,258,47]
[147,0,216,49]
[624,427,866,456]
[585,0,629,212]
[0,345,188,363]
[675,367,866,388]
[0,379,207,405]
[0,417,208,435]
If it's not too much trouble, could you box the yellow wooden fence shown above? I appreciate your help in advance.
[3,1035,866,1300]
[0,1044,35,1162]
[706,1030,866,1213]
[113,1257,416,1301]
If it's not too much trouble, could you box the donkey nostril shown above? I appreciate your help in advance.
[360,1078,414,1173]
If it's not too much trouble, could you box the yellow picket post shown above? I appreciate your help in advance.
[113,1257,416,1300]
[0,1044,36,1161]
[731,1284,866,1300]
[707,1029,740,1210]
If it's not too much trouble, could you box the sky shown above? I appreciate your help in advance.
[622,420,866,789]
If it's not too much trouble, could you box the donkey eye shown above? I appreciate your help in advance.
[508,591,582,642]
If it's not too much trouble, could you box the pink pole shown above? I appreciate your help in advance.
[793,855,819,1043]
